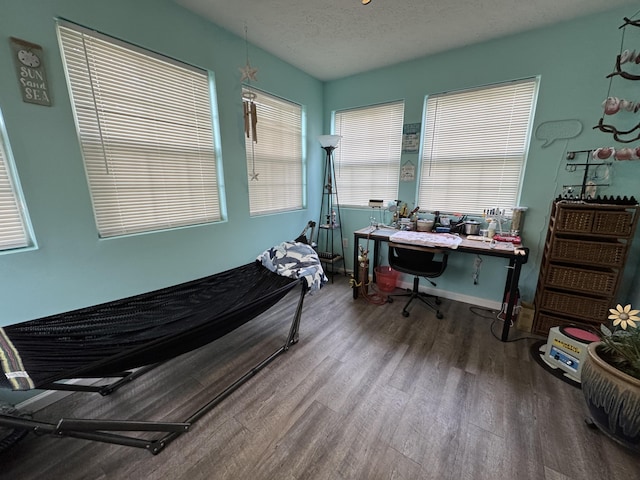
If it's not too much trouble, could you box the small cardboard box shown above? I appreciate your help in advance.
[517,301,535,332]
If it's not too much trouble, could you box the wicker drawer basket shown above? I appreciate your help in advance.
[593,211,633,236]
[555,208,594,233]
[545,264,617,295]
[549,238,626,267]
[555,207,633,236]
[539,289,610,321]
[533,312,596,336]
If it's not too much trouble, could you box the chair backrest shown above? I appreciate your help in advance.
[388,242,449,279]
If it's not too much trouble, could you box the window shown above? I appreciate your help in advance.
[418,79,537,215]
[57,22,222,238]
[333,101,404,207]
[0,112,32,251]
[243,87,303,215]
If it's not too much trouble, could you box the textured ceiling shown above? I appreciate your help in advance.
[175,0,638,81]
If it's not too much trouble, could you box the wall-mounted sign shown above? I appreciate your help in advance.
[9,37,52,106]
[400,161,415,181]
[402,123,421,153]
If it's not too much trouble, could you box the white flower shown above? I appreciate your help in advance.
[608,304,640,330]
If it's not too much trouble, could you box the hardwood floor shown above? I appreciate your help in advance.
[2,277,639,479]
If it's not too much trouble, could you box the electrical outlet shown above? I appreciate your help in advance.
[342,238,348,248]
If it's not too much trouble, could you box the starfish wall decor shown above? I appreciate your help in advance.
[239,62,258,82]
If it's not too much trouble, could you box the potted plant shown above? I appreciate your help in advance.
[581,304,640,453]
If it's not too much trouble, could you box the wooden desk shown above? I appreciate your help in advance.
[352,227,529,342]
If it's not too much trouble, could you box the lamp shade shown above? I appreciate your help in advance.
[318,135,342,148]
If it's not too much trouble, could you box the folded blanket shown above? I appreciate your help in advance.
[257,241,328,294]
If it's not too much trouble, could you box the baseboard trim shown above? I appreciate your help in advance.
[350,269,502,312]
[394,278,502,311]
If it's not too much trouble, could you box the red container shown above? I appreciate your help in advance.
[375,266,399,292]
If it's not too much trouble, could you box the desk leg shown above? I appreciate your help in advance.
[500,257,522,342]
[353,234,360,299]
[373,238,380,276]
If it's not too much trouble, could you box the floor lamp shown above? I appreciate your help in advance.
[317,134,345,278]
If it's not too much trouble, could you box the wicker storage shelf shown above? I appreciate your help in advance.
[532,201,638,336]
[549,238,626,267]
[545,264,617,295]
[539,289,610,322]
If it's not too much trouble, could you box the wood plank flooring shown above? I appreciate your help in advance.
[1,277,639,479]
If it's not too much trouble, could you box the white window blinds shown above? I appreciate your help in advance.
[0,117,31,251]
[334,101,404,207]
[243,87,303,215]
[418,79,537,215]
[57,22,222,238]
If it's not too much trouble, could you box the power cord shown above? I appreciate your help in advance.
[469,305,496,319]
[469,306,539,342]
[472,255,482,285]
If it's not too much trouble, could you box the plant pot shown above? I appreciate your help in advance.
[581,341,640,453]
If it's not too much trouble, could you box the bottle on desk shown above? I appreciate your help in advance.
[488,220,497,238]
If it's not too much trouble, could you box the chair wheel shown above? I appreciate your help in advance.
[402,311,410,317]
[387,297,394,303]
[436,311,443,319]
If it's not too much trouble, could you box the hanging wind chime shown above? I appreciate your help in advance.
[239,24,260,181]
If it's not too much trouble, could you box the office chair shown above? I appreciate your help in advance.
[387,242,449,319]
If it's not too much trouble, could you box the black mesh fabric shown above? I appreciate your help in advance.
[1,262,302,391]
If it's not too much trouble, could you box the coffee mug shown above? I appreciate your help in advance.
[620,49,636,64]
[621,99,635,111]
[615,147,633,160]
[594,147,614,160]
[603,96,620,115]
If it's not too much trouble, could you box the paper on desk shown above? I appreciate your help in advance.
[389,231,463,249]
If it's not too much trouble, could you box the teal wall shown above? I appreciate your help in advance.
[0,0,324,327]
[324,6,640,308]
